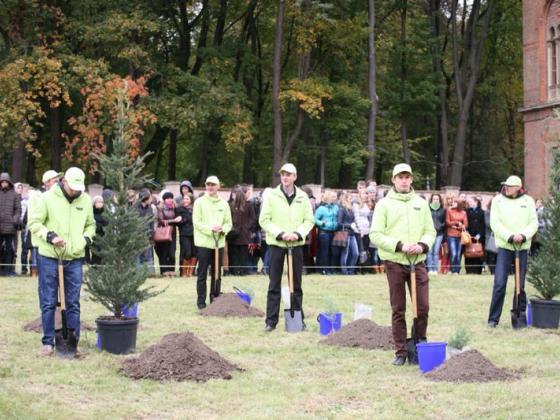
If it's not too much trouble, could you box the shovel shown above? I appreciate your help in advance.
[511,245,527,329]
[405,254,425,364]
[284,243,303,332]
[54,247,77,359]
[210,232,222,303]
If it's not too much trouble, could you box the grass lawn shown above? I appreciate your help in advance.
[1,272,559,419]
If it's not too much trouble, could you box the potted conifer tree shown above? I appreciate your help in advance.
[84,85,163,354]
[527,148,560,329]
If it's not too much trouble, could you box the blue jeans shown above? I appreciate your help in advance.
[448,236,462,273]
[426,235,443,272]
[488,248,528,324]
[136,246,155,274]
[317,231,334,273]
[340,235,359,274]
[38,255,84,346]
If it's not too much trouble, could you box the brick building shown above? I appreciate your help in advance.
[522,0,560,198]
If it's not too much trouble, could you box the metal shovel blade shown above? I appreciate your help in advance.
[55,328,77,359]
[284,309,304,333]
[511,310,527,330]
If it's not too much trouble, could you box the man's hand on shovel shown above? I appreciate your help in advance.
[402,243,423,255]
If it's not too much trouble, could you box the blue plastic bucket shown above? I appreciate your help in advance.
[122,303,139,318]
[235,291,252,305]
[96,333,101,349]
[317,312,343,335]
[527,301,532,326]
[417,342,447,373]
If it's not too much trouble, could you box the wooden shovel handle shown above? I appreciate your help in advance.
[287,251,294,294]
[214,246,219,281]
[58,263,66,311]
[411,271,418,319]
[515,254,520,297]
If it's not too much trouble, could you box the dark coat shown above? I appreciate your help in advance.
[467,207,486,241]
[157,204,177,237]
[430,207,446,236]
[175,205,194,237]
[0,180,21,234]
[337,206,357,236]
[135,202,155,238]
[93,207,108,237]
[229,202,257,245]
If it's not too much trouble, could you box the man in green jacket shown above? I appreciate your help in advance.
[193,176,232,309]
[28,167,96,357]
[370,163,435,365]
[488,175,538,328]
[259,163,314,332]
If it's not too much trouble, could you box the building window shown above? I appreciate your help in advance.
[550,26,560,100]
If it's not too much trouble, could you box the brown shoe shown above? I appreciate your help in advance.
[38,345,54,357]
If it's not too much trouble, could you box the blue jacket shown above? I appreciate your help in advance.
[314,203,339,231]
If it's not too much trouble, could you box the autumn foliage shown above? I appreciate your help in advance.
[64,76,156,174]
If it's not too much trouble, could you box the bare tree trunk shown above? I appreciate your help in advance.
[50,103,62,171]
[365,0,378,180]
[213,0,228,47]
[448,0,492,186]
[318,122,328,186]
[191,0,210,76]
[271,0,285,185]
[11,140,25,182]
[400,0,410,164]
[168,129,177,181]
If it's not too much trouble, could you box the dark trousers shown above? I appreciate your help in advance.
[0,234,16,275]
[155,237,176,274]
[385,261,429,358]
[228,244,249,275]
[197,246,223,305]
[266,245,304,327]
[488,248,528,324]
[21,230,30,273]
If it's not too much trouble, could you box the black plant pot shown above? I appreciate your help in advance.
[529,299,560,329]
[96,317,139,354]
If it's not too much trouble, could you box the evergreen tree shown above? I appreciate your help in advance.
[527,120,560,301]
[84,84,163,317]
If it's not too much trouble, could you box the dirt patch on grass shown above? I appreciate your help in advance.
[320,319,394,350]
[121,332,241,382]
[425,350,519,383]
[200,293,264,318]
[23,308,95,332]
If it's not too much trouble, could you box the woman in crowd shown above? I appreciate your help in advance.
[353,187,374,272]
[155,191,181,276]
[337,192,359,275]
[175,192,196,277]
[87,195,108,265]
[314,190,339,274]
[228,187,257,276]
[446,197,468,275]
[439,193,455,274]
[301,185,318,273]
[427,193,445,274]
[484,197,497,274]
[531,198,545,256]
[465,196,486,274]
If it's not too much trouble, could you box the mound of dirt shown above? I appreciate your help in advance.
[121,332,241,382]
[200,293,264,317]
[425,350,518,383]
[320,319,394,350]
[23,309,95,332]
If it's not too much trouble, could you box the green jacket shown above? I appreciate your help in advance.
[490,192,537,251]
[193,194,232,249]
[259,185,314,248]
[369,188,435,265]
[28,184,96,260]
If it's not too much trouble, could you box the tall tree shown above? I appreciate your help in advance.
[366,0,378,180]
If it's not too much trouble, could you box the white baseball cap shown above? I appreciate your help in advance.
[392,163,413,177]
[279,163,297,174]
[501,175,522,187]
[205,175,220,185]
[64,167,86,192]
[42,170,63,184]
